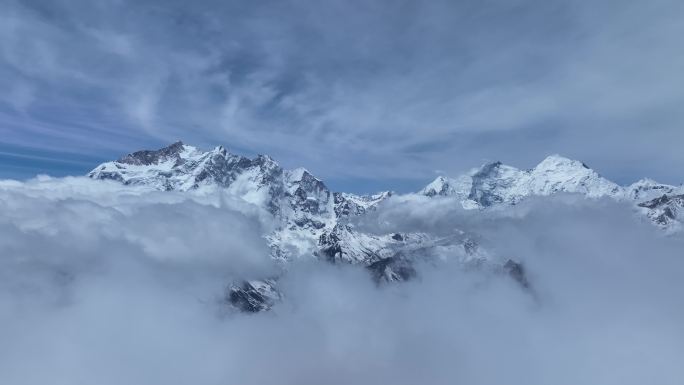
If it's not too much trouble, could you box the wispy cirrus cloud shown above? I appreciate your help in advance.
[1,0,683,190]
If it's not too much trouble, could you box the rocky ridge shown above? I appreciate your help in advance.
[89,142,684,311]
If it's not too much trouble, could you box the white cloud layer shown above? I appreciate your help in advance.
[1,177,683,384]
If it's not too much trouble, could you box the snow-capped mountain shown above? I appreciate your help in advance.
[638,194,684,231]
[420,154,683,229]
[89,141,402,264]
[626,178,683,201]
[89,142,683,311]
[421,155,623,207]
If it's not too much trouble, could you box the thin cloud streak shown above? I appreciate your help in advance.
[0,0,682,190]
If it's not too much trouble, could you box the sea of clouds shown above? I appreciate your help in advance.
[1,176,683,385]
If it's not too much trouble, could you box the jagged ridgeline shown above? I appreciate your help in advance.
[90,142,684,311]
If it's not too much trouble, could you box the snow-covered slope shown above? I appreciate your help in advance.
[525,155,623,198]
[420,154,683,232]
[89,143,683,310]
[421,155,624,207]
[90,141,397,265]
[420,155,684,230]
[91,144,684,260]
[638,194,684,232]
[626,178,682,201]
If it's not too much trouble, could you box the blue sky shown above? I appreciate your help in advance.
[1,0,683,193]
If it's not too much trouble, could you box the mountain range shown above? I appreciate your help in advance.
[88,141,684,311]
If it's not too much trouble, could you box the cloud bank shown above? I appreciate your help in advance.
[1,177,683,384]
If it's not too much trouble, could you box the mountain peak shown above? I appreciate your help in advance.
[472,160,520,177]
[534,154,590,172]
[626,178,682,201]
[287,167,316,182]
[116,141,189,166]
[253,154,278,167]
[85,142,682,271]
[526,155,620,198]
[212,145,227,156]
[420,155,622,204]
[474,160,505,174]
[422,175,456,197]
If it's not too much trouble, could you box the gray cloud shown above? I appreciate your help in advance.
[1,0,683,189]
[1,178,684,384]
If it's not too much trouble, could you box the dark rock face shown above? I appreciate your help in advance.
[227,280,279,313]
[503,259,530,289]
[423,177,452,197]
[639,194,674,209]
[118,141,186,166]
[293,217,326,230]
[318,230,345,263]
[192,150,244,187]
[332,192,391,217]
[630,184,674,200]
[662,207,676,220]
[468,161,509,207]
[93,170,124,182]
[368,256,417,284]
[638,194,683,226]
[333,193,361,217]
[317,225,382,264]
[290,173,330,215]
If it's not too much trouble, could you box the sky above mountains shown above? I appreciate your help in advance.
[1,0,683,193]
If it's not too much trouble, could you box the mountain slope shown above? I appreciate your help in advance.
[421,155,626,207]
[90,141,401,264]
[89,143,683,310]
[90,143,684,261]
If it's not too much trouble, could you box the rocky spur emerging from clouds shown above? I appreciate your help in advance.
[0,175,683,385]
